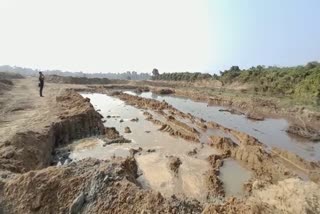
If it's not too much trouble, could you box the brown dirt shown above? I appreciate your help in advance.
[151,88,175,95]
[205,154,227,198]
[0,158,203,214]
[248,178,320,214]
[1,77,320,213]
[114,92,200,142]
[112,91,320,185]
[0,77,104,173]
[168,156,182,175]
[124,126,132,133]
[92,79,320,130]
[107,91,320,208]
[218,108,244,115]
[104,127,120,139]
[246,112,265,121]
[115,80,320,130]
[286,123,320,141]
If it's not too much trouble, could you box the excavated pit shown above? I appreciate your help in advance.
[126,91,320,161]
[1,85,320,213]
[62,93,253,202]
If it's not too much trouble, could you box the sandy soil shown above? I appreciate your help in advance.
[115,80,320,137]
[0,77,61,142]
[1,77,320,214]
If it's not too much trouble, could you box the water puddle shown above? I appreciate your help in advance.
[63,93,252,201]
[219,159,252,197]
[127,91,320,161]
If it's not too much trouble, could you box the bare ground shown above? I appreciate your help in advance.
[0,77,320,214]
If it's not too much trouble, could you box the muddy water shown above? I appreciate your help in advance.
[220,159,252,197]
[128,92,320,161]
[69,93,252,200]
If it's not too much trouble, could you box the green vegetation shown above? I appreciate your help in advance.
[219,62,320,104]
[152,62,320,105]
[152,72,213,81]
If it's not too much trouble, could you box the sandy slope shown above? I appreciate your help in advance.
[0,77,86,142]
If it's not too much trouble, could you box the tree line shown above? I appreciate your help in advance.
[151,62,320,104]
[0,65,151,80]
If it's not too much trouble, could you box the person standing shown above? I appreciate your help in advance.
[39,72,45,97]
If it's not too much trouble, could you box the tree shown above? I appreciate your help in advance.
[152,68,159,76]
[306,61,319,70]
[229,66,240,72]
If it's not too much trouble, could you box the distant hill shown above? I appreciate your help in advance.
[0,65,151,80]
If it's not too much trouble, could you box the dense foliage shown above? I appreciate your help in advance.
[152,62,320,103]
[219,62,320,103]
[152,72,214,81]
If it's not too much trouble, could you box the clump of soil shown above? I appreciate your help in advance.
[102,127,131,146]
[134,87,149,93]
[124,127,131,133]
[129,147,143,156]
[205,170,225,198]
[286,123,320,141]
[104,127,120,139]
[218,108,244,115]
[248,178,320,214]
[205,154,226,198]
[203,197,253,214]
[102,137,131,146]
[246,112,265,121]
[130,117,139,122]
[152,88,175,95]
[187,148,198,156]
[207,154,226,169]
[0,158,203,214]
[168,156,182,175]
[208,134,293,183]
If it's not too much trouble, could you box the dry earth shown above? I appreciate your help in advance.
[0,76,319,214]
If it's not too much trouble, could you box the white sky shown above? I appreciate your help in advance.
[0,0,212,73]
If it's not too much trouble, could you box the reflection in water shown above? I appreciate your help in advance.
[129,91,319,161]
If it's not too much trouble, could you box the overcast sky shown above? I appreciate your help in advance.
[0,0,319,74]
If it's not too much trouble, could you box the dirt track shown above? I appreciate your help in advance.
[0,77,320,214]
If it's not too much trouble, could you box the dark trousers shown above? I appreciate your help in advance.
[39,83,44,96]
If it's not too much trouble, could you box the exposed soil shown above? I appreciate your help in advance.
[151,88,175,95]
[113,91,320,181]
[104,127,120,139]
[124,126,131,133]
[114,93,200,142]
[0,81,104,174]
[1,77,320,213]
[286,123,320,141]
[1,158,204,214]
[218,108,244,115]
[113,80,320,131]
[168,156,182,175]
[248,178,320,214]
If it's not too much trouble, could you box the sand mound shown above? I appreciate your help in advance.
[0,158,203,214]
[249,178,320,214]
